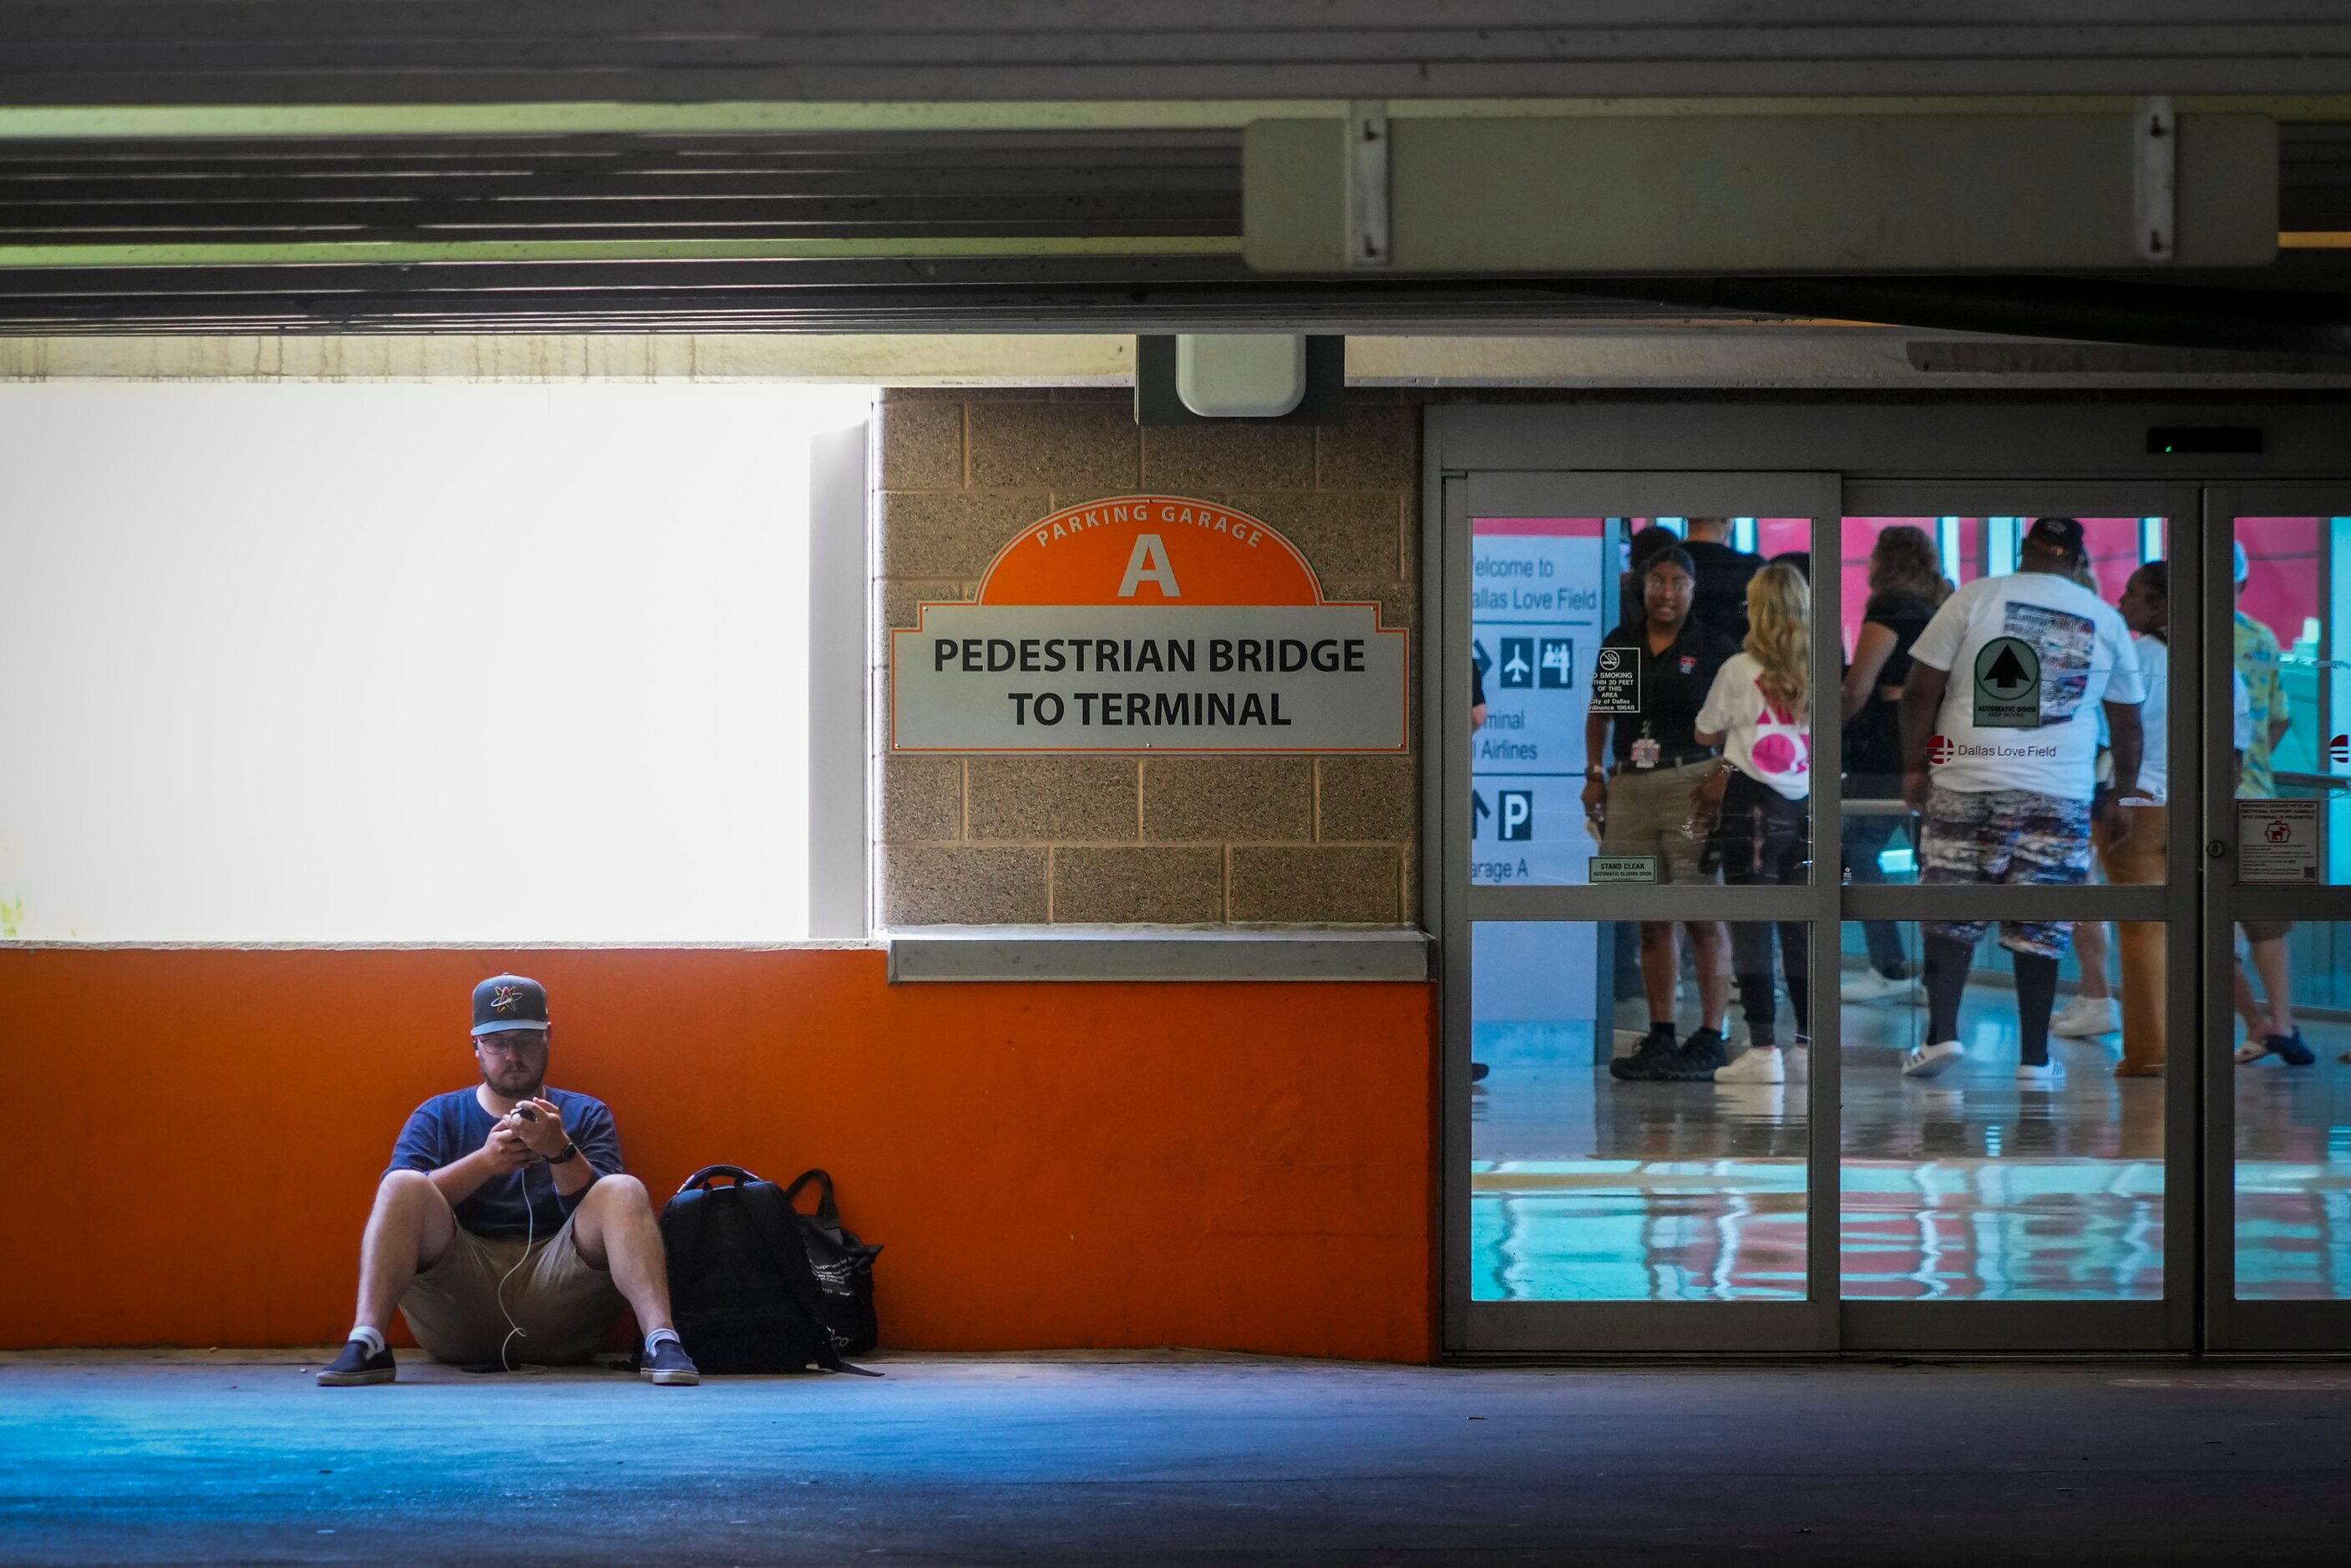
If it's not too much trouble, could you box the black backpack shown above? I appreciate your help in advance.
[660,1166,882,1374]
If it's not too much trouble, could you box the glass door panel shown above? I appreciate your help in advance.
[2229,515,2351,883]
[1840,919,2167,1300]
[2233,918,2351,1299]
[1472,919,1809,1301]
[1469,514,1816,888]
[1834,514,2172,896]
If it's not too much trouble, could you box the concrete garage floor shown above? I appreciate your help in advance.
[8,1353,2351,1565]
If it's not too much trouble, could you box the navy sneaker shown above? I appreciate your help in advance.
[2267,1029,2316,1066]
[1610,1025,1681,1082]
[641,1339,702,1386]
[1667,1027,1731,1081]
[317,1339,395,1386]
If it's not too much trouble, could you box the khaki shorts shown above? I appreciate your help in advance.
[1599,759,1718,886]
[399,1211,625,1367]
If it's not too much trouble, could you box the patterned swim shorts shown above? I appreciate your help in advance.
[1919,787,2093,959]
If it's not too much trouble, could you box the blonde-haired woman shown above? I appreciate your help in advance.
[1693,563,1814,1083]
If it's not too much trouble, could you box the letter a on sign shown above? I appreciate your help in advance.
[1117,533,1182,599]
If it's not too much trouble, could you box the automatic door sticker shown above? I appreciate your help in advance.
[1973,635,2042,728]
[2237,797,2323,883]
[1588,645,1640,714]
[1588,856,1658,883]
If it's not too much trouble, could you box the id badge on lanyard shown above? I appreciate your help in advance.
[1631,724,1661,771]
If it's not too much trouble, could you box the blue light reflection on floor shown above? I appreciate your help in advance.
[1469,985,2177,1302]
[1470,1018,1810,1303]
[2235,1019,2351,1300]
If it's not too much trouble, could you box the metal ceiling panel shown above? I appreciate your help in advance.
[3,2,2351,104]
[0,124,2342,342]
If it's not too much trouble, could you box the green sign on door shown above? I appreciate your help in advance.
[1973,635,2042,728]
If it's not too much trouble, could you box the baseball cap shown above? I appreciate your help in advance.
[471,973,550,1036]
[2234,539,2251,584]
[2024,517,2085,561]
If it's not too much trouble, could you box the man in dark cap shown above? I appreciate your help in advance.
[317,974,700,1387]
[1897,518,2146,1089]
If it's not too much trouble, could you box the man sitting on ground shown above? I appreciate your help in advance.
[317,973,700,1387]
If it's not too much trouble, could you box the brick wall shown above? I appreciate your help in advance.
[875,389,1421,926]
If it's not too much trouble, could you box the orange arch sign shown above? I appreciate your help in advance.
[978,495,1324,607]
[891,496,1406,755]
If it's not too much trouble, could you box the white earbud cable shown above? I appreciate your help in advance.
[495,1136,535,1373]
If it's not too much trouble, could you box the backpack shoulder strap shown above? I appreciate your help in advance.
[663,1186,715,1295]
[737,1183,850,1372]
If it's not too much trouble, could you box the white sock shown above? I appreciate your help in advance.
[347,1325,386,1358]
[644,1328,681,1355]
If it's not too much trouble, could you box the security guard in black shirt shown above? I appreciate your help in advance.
[1581,545,1741,1081]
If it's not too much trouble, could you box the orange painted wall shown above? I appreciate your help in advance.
[0,948,1436,1362]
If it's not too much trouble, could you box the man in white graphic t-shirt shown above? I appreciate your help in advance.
[1896,518,2147,1087]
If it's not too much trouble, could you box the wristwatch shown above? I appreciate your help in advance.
[547,1141,579,1166]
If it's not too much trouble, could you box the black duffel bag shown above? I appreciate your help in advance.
[778,1169,883,1355]
[660,1165,883,1374]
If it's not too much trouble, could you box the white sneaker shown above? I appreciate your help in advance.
[2015,1060,2068,1087]
[1903,1039,1966,1079]
[1715,1046,1786,1084]
[1841,970,1914,1004]
[2050,996,2121,1037]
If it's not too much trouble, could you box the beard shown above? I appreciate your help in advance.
[480,1061,545,1100]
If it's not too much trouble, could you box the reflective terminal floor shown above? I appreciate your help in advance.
[1472,983,2351,1302]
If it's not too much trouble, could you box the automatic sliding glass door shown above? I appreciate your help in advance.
[1834,486,2197,1350]
[1445,471,1841,1352]
[2206,488,2351,1350]
[1443,469,2205,1353]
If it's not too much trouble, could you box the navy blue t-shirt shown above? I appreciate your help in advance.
[387,1087,624,1239]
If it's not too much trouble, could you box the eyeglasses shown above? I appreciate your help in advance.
[476,1034,547,1058]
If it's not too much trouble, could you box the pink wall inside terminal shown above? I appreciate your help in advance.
[2237,516,2323,650]
[1492,511,2320,661]
[1754,517,1812,560]
[1837,517,2162,654]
